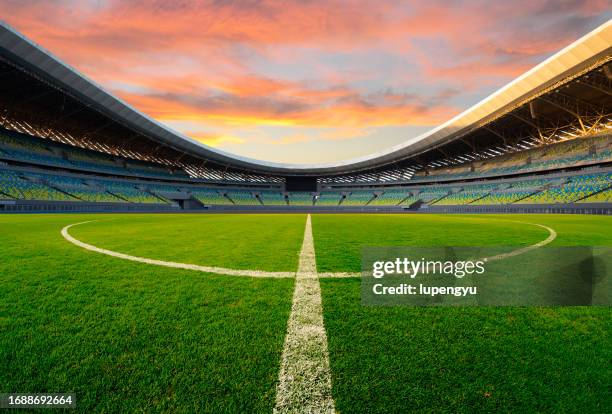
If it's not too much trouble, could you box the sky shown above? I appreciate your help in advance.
[1,1,609,164]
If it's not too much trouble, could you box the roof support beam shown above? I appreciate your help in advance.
[484,126,509,145]
[537,96,586,132]
[508,112,546,142]
[576,79,612,97]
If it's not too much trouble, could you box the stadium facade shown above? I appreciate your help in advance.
[0,20,611,214]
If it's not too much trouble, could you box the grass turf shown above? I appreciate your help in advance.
[314,214,612,413]
[311,214,549,273]
[0,214,295,413]
[1,213,610,413]
[68,214,306,272]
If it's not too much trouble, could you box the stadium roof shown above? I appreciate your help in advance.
[0,19,610,175]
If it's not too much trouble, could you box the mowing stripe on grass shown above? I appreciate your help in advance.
[61,221,294,278]
[274,214,336,413]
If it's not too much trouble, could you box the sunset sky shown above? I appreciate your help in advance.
[1,1,610,163]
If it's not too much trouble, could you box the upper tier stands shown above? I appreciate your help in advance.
[412,134,612,183]
[0,129,188,180]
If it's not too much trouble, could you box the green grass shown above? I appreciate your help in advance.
[311,214,549,272]
[314,214,612,413]
[1,212,610,413]
[0,214,295,413]
[320,283,610,413]
[69,214,306,271]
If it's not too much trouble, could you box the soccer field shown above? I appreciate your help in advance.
[1,213,610,412]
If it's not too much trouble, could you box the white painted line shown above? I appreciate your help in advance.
[61,221,294,278]
[62,219,556,280]
[274,214,336,413]
[481,221,557,262]
[317,221,558,278]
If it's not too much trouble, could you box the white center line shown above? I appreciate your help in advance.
[274,214,336,413]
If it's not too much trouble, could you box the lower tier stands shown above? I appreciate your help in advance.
[369,190,406,206]
[225,190,260,205]
[343,191,373,206]
[191,189,232,205]
[315,192,342,206]
[288,192,314,206]
[0,168,172,204]
[259,190,286,205]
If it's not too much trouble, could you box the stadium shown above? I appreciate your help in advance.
[1,11,611,414]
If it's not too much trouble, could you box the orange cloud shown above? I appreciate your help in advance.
[2,0,608,162]
[188,133,244,147]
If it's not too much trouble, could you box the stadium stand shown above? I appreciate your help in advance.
[412,135,612,183]
[126,160,189,179]
[579,187,612,203]
[0,132,75,168]
[517,172,612,204]
[19,171,121,203]
[259,190,286,205]
[0,22,609,214]
[315,192,342,206]
[0,168,76,201]
[0,128,189,179]
[2,157,611,212]
[369,190,408,206]
[342,191,374,206]
[414,188,451,203]
[191,189,233,205]
[225,190,260,205]
[287,192,314,206]
[79,178,167,204]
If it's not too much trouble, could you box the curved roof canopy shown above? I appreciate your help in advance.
[0,19,610,175]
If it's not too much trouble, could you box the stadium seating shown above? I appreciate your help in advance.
[415,188,451,203]
[126,160,189,179]
[1,147,76,168]
[421,172,612,206]
[0,128,189,179]
[369,190,408,206]
[191,189,232,205]
[411,135,612,182]
[0,169,76,201]
[225,190,260,205]
[61,146,128,175]
[518,173,612,204]
[433,183,498,205]
[0,169,29,199]
[579,188,612,203]
[144,183,184,194]
[259,191,286,205]
[315,192,342,206]
[1,137,610,209]
[82,178,167,204]
[342,191,374,206]
[19,172,121,203]
[287,192,314,205]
